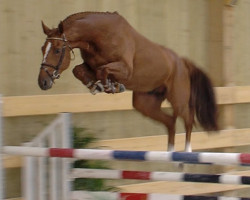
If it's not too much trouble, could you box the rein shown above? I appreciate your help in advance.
[40,34,75,80]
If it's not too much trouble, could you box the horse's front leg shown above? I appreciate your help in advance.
[96,61,130,93]
[73,63,104,95]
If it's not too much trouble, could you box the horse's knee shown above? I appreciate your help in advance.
[72,64,96,85]
[72,64,85,79]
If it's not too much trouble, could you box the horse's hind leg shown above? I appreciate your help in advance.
[133,91,177,151]
[182,106,195,152]
[167,69,195,152]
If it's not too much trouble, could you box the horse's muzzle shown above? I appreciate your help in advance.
[38,76,53,90]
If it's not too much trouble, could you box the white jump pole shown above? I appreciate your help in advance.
[4,147,250,166]
[38,140,47,200]
[61,113,72,200]
[22,142,36,200]
[49,126,58,200]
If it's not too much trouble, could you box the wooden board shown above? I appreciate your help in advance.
[2,92,135,117]
[2,86,250,117]
[118,181,250,195]
[95,128,250,151]
[3,155,22,169]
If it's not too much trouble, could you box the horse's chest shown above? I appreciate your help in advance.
[83,50,117,70]
[84,55,107,69]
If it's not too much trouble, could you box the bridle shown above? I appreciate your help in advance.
[40,34,75,80]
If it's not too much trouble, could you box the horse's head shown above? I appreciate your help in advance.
[38,21,73,90]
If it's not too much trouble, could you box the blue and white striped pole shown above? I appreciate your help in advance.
[3,147,250,166]
[70,168,250,185]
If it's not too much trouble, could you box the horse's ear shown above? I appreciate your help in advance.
[41,21,51,35]
[58,21,64,34]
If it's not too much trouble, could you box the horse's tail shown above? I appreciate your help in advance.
[182,58,219,131]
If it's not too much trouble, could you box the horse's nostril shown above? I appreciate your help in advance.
[43,80,47,87]
[39,78,52,90]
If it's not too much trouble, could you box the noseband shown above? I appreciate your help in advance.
[40,34,75,80]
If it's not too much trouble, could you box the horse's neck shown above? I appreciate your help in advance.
[64,21,93,49]
[66,16,115,51]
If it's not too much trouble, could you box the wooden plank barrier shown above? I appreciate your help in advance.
[96,128,250,151]
[118,181,250,196]
[2,86,250,117]
[2,156,22,169]
[2,92,134,117]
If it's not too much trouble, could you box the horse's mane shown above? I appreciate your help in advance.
[62,11,118,27]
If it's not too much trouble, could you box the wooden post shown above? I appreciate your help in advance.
[0,96,4,200]
[222,0,238,175]
[222,0,237,129]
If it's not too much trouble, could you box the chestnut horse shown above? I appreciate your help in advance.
[38,12,218,152]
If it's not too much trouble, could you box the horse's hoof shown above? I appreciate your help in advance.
[119,84,126,92]
[95,81,104,92]
[90,86,98,95]
[112,83,125,93]
[89,81,105,95]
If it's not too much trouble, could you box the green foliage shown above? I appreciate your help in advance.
[72,127,112,191]
[73,127,97,149]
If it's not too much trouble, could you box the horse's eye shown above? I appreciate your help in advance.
[54,49,61,54]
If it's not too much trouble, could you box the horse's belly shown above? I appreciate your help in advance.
[124,64,170,92]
